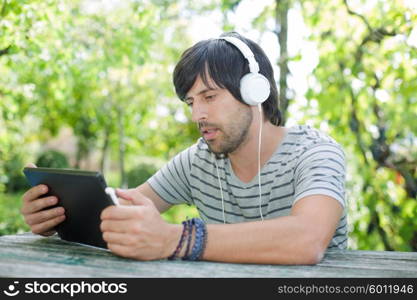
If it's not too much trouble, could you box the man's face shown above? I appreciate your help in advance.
[185,76,253,155]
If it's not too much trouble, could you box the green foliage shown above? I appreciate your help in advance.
[3,154,30,193]
[0,0,198,233]
[162,204,200,224]
[300,0,417,251]
[36,150,69,168]
[0,192,29,236]
[126,163,158,188]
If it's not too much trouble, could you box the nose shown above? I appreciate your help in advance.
[191,100,208,122]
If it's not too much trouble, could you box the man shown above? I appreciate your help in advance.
[21,32,346,264]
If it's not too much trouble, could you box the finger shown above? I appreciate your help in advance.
[40,230,57,237]
[114,188,134,205]
[25,206,65,226]
[115,189,134,202]
[22,185,49,204]
[116,188,129,194]
[101,205,143,220]
[100,219,140,234]
[31,214,66,235]
[107,243,135,259]
[25,162,37,168]
[118,198,133,206]
[116,188,153,207]
[102,231,134,246]
[21,196,58,215]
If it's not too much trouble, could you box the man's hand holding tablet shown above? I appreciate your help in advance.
[22,164,121,248]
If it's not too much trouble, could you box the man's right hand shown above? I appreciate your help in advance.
[20,163,66,236]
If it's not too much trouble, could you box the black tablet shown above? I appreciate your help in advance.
[23,167,116,249]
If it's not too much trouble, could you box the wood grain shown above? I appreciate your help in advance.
[0,233,416,278]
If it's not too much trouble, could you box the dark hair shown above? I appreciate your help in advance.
[173,32,282,126]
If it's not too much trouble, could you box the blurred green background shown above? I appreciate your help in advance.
[0,0,416,251]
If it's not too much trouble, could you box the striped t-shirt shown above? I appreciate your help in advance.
[148,125,347,249]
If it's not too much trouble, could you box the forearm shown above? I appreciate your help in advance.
[134,183,172,213]
[201,216,327,265]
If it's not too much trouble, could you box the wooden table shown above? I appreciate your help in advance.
[0,233,416,278]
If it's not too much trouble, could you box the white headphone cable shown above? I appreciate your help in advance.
[214,156,226,224]
[258,104,264,221]
[214,104,263,223]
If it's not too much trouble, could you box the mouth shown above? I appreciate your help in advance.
[201,128,219,141]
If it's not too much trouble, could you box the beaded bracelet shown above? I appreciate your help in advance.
[184,218,207,261]
[169,218,208,261]
[197,220,208,260]
[168,220,188,260]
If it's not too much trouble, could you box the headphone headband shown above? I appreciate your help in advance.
[218,35,270,106]
[219,36,259,74]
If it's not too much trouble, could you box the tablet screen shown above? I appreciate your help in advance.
[23,167,115,248]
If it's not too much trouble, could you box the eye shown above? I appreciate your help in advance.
[205,94,216,101]
[185,100,193,107]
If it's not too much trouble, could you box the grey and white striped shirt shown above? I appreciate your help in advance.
[148,125,347,249]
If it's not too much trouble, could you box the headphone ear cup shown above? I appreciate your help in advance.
[240,73,271,106]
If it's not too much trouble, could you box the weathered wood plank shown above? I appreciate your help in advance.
[0,233,416,278]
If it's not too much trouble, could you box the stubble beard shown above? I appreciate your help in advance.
[201,107,253,156]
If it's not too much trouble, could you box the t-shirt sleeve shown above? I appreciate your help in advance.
[293,142,346,207]
[147,146,194,206]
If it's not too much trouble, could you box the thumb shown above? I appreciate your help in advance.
[115,188,134,202]
[115,188,153,207]
[26,162,37,168]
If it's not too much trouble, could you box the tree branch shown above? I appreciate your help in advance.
[342,0,372,32]
[373,211,394,251]
[344,0,397,68]
[368,74,417,198]
[363,180,394,251]
[339,64,370,165]
[275,0,290,125]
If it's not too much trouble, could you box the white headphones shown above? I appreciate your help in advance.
[215,35,268,223]
[219,36,270,106]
